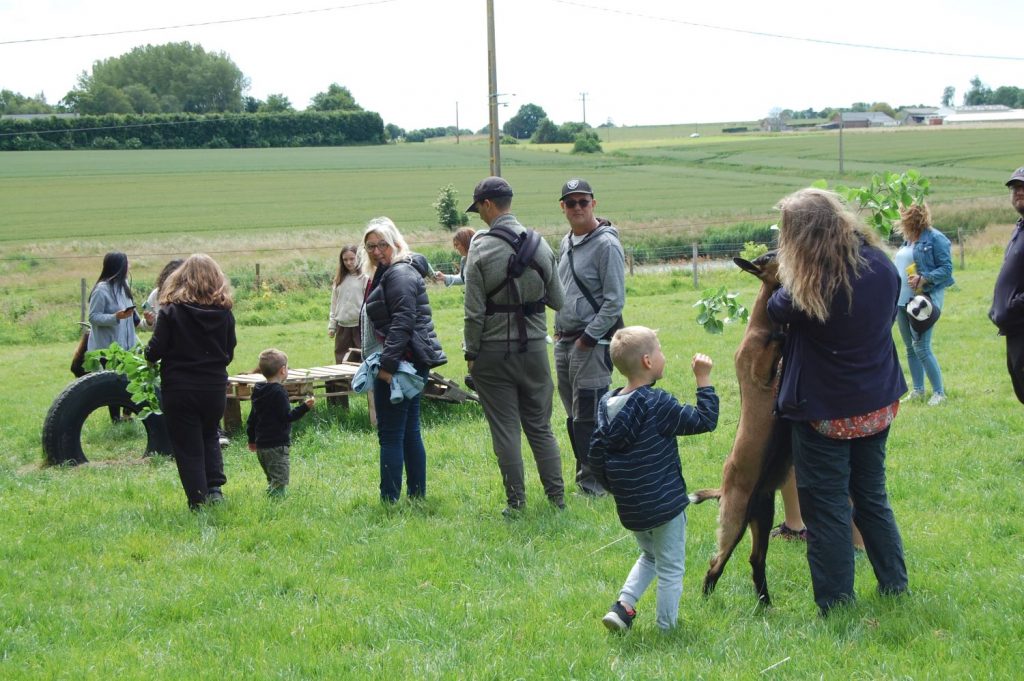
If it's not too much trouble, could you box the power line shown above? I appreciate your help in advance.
[0,0,398,46]
[553,0,1024,62]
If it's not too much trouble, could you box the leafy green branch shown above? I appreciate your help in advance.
[813,169,931,238]
[83,343,162,419]
[693,287,749,334]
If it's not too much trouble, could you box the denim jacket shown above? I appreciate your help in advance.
[909,227,955,293]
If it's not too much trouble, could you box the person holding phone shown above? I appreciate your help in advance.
[87,251,140,421]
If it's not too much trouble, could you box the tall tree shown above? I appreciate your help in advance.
[308,83,362,111]
[941,86,955,107]
[63,42,248,114]
[502,103,546,139]
[0,90,55,114]
[963,76,992,106]
[261,94,294,113]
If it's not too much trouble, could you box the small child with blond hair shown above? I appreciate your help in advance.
[588,326,719,632]
[246,348,315,497]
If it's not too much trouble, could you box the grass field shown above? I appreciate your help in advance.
[2,126,1024,678]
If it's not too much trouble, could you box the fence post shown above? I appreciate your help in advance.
[80,278,86,332]
[692,243,700,289]
[255,263,261,291]
[627,250,634,276]
[957,228,965,270]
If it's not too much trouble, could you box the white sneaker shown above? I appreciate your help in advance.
[927,393,946,406]
[900,390,925,404]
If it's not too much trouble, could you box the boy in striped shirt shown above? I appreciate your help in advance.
[589,326,718,632]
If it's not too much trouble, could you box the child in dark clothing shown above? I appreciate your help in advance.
[247,349,315,497]
[588,326,719,632]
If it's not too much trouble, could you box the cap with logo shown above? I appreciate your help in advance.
[560,178,594,201]
[466,176,514,213]
[1007,167,1024,187]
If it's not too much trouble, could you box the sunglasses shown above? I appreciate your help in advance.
[364,241,389,251]
[563,198,591,209]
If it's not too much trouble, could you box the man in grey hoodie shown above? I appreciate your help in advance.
[554,178,626,496]
[464,176,567,515]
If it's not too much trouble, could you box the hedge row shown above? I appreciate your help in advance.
[0,111,386,150]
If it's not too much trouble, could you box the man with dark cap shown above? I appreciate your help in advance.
[554,178,626,496]
[463,176,567,515]
[990,166,1024,403]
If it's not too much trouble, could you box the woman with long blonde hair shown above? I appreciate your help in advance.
[767,188,908,616]
[146,254,237,510]
[893,202,953,405]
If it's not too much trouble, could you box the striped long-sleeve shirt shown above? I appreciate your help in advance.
[589,385,719,531]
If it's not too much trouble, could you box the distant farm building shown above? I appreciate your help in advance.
[943,106,1024,125]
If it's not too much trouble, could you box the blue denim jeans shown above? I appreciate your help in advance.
[895,291,945,395]
[791,422,908,614]
[618,510,687,630]
[374,365,429,502]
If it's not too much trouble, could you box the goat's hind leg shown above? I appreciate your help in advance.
[702,486,750,596]
[748,489,776,606]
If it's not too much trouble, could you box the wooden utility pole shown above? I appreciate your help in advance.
[487,0,501,176]
[580,92,588,125]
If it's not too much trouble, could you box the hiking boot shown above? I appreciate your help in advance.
[501,504,524,519]
[602,601,636,631]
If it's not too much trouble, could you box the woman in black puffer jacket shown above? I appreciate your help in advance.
[360,217,446,503]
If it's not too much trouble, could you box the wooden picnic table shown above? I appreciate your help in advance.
[222,356,476,431]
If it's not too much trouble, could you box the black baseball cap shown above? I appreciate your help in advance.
[560,178,594,200]
[1007,166,1024,187]
[466,176,514,213]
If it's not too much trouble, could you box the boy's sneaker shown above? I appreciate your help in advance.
[602,601,636,631]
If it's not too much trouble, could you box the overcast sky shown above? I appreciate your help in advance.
[2,0,1022,130]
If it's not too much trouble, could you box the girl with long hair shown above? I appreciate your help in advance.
[327,245,368,411]
[87,251,139,420]
[146,254,237,510]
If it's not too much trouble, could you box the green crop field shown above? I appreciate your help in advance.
[3,125,1023,247]
[2,126,1024,678]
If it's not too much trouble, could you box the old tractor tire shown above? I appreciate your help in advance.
[41,371,173,465]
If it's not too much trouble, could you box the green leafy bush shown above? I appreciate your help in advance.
[692,286,748,334]
[83,343,162,419]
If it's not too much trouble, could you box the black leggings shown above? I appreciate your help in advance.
[162,388,227,508]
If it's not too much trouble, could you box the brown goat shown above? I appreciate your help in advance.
[690,251,791,605]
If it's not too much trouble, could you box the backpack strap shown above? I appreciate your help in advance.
[479,225,547,355]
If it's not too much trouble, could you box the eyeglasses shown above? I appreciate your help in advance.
[364,241,389,252]
[563,199,591,209]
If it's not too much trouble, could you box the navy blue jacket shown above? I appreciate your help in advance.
[589,385,719,531]
[768,244,907,421]
[990,219,1024,336]
[246,382,310,449]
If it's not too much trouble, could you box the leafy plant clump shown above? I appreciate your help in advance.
[433,184,468,231]
[83,343,162,419]
[693,286,748,334]
[814,169,931,238]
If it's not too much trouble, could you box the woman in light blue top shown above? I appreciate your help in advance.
[893,203,954,406]
[433,227,476,287]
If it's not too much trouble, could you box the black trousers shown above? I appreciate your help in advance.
[1007,333,1024,405]
[162,388,227,509]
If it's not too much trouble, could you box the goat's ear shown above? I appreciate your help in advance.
[733,257,761,276]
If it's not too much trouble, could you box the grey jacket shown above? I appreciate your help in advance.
[555,220,626,346]
[463,213,564,358]
[87,281,138,351]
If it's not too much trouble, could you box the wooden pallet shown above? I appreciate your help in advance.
[223,350,477,430]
